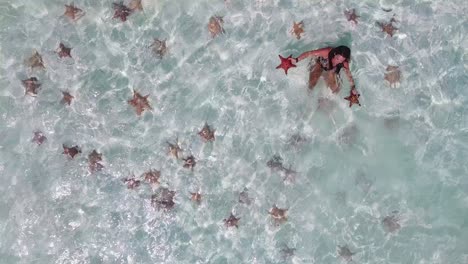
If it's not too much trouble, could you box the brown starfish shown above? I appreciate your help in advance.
[280,245,296,259]
[377,17,398,37]
[88,150,104,172]
[22,77,41,96]
[123,177,141,189]
[167,140,182,159]
[223,213,240,228]
[291,21,304,39]
[208,16,225,38]
[338,246,355,261]
[382,213,401,233]
[190,192,202,204]
[62,144,81,159]
[57,43,72,58]
[26,50,45,70]
[149,38,168,59]
[64,4,84,21]
[143,169,160,185]
[128,0,143,11]
[32,131,47,145]
[198,123,215,142]
[384,65,401,87]
[183,155,196,169]
[344,9,360,24]
[269,205,288,225]
[128,90,152,116]
[238,188,251,205]
[113,2,132,22]
[267,155,283,171]
[61,91,74,105]
[344,88,361,107]
[281,165,297,183]
[151,188,176,210]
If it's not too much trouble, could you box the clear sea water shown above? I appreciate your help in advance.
[0,0,467,263]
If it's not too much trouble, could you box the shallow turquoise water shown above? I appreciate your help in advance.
[0,0,468,263]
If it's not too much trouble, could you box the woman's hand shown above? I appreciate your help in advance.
[288,57,299,64]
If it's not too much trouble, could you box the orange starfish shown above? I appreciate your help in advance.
[269,205,288,225]
[64,4,85,21]
[208,16,225,38]
[190,192,202,204]
[344,88,361,107]
[57,43,72,58]
[26,50,45,70]
[32,131,47,145]
[291,21,304,39]
[61,91,74,105]
[378,17,398,37]
[384,65,401,87]
[22,77,41,96]
[143,169,161,185]
[223,213,240,228]
[63,144,81,159]
[198,123,215,142]
[88,150,104,172]
[128,90,152,116]
[344,9,360,24]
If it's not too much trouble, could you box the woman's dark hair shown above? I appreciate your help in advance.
[328,46,351,73]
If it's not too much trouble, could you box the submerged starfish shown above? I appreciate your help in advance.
[276,55,296,75]
[198,123,215,142]
[190,192,202,204]
[57,43,72,58]
[377,17,398,37]
[88,150,104,172]
[149,38,168,59]
[128,90,152,116]
[64,4,85,21]
[123,177,141,189]
[267,155,284,171]
[63,144,81,159]
[291,21,304,39]
[208,16,225,38]
[338,246,355,261]
[128,0,143,11]
[183,155,196,169]
[61,91,74,105]
[238,188,251,205]
[382,213,401,233]
[344,88,361,107]
[269,205,288,225]
[166,139,182,159]
[280,245,296,260]
[151,188,176,210]
[26,50,45,70]
[143,169,161,185]
[113,2,132,22]
[22,77,41,96]
[281,165,297,183]
[223,213,240,228]
[384,65,401,87]
[344,9,360,24]
[32,131,47,145]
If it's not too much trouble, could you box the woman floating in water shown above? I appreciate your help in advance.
[290,46,356,94]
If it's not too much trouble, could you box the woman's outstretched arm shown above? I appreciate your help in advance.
[343,61,356,89]
[295,47,332,62]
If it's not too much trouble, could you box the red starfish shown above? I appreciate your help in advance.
[344,9,360,24]
[276,55,296,75]
[344,89,361,107]
[57,43,72,58]
[113,2,132,22]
